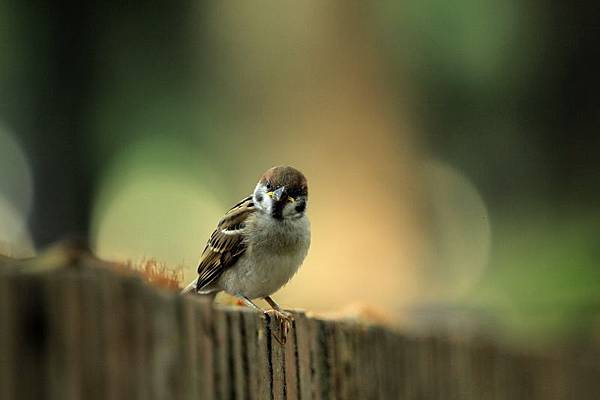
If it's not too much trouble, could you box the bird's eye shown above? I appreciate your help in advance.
[265,181,272,190]
[287,197,295,203]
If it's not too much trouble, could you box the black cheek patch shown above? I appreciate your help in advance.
[256,194,263,202]
[272,200,285,220]
[295,202,306,213]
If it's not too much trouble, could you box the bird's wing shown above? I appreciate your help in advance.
[196,196,255,291]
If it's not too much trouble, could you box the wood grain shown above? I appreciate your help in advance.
[1,252,599,400]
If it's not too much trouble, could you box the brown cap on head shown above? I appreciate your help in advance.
[260,166,308,196]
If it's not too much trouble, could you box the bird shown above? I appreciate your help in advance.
[182,165,310,340]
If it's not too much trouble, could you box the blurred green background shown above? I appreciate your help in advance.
[0,1,598,347]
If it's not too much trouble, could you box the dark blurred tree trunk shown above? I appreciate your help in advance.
[23,1,97,248]
[2,0,198,250]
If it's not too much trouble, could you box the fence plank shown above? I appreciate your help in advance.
[46,268,86,400]
[283,314,299,400]
[0,268,15,400]
[213,306,231,400]
[308,318,326,400]
[228,308,247,400]
[12,271,48,400]
[78,266,110,400]
[267,311,286,400]
[1,253,600,400]
[98,266,129,400]
[293,311,313,400]
[179,296,199,400]
[146,288,180,400]
[242,310,271,400]
[195,297,216,400]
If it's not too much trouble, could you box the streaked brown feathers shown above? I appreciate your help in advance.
[196,196,255,291]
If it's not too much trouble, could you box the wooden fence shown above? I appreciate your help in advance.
[0,248,598,400]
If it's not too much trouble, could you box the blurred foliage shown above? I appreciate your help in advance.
[467,210,600,343]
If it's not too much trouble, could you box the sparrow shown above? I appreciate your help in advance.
[182,165,310,340]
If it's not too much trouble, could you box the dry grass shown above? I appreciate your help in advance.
[116,258,184,291]
[0,246,185,292]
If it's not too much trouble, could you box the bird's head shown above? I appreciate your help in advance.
[253,166,308,220]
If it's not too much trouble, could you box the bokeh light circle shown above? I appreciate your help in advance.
[91,138,223,276]
[423,159,491,299]
[0,122,34,256]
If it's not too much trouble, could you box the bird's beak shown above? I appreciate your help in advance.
[273,186,286,201]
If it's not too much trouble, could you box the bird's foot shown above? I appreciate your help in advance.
[265,309,294,345]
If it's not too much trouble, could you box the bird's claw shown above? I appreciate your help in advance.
[265,309,294,345]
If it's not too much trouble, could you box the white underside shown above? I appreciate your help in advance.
[217,212,310,299]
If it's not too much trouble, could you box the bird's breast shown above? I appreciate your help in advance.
[221,213,310,299]
[247,213,310,253]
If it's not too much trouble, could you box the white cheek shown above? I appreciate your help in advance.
[253,185,273,213]
[263,196,274,213]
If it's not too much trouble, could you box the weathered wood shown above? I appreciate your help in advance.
[1,252,600,400]
[242,309,271,400]
[332,320,352,400]
[194,296,215,400]
[308,318,326,400]
[267,311,286,400]
[146,287,180,400]
[99,266,131,400]
[13,271,49,400]
[78,266,110,400]
[212,306,231,400]
[178,296,199,400]
[126,276,152,400]
[46,268,85,400]
[283,314,299,400]
[0,268,15,400]
[293,311,313,400]
[228,309,246,400]
[354,325,369,400]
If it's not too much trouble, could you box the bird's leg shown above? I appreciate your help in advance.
[264,296,294,345]
[238,295,292,345]
[240,296,264,311]
[264,296,289,314]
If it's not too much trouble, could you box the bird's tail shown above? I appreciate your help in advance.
[180,278,199,295]
[180,278,219,302]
